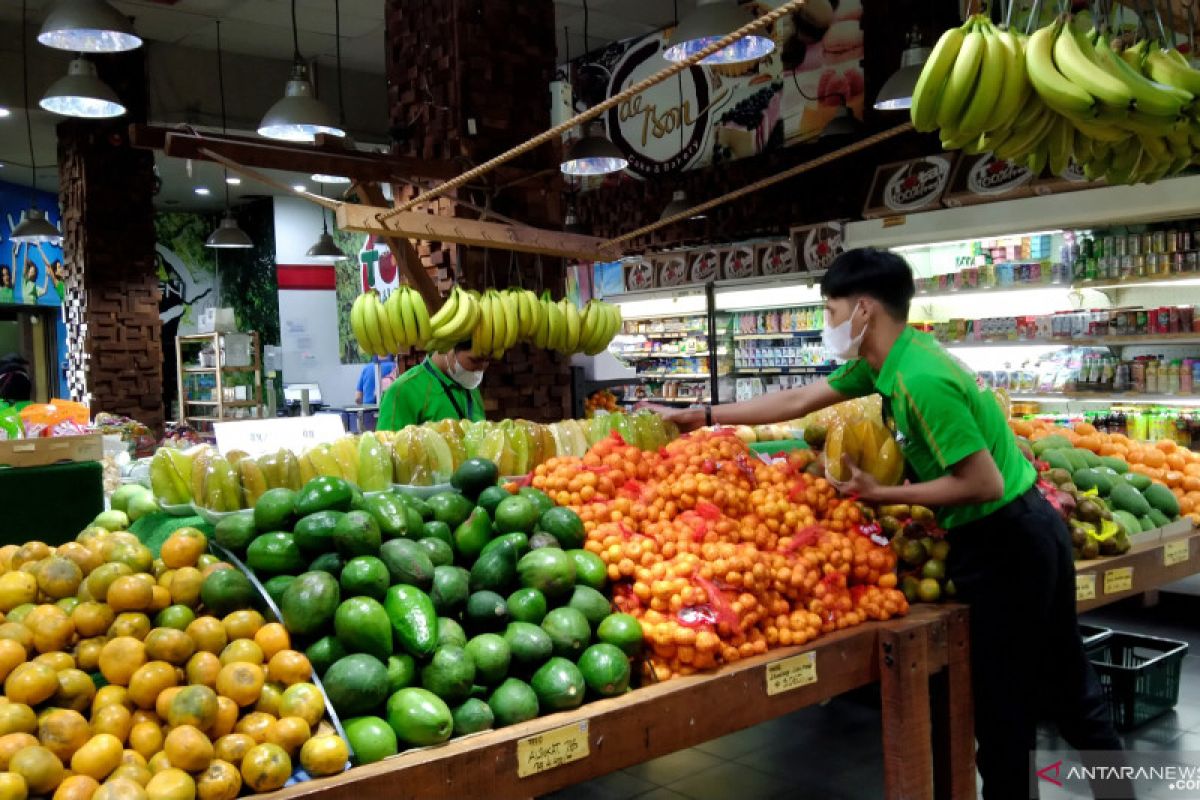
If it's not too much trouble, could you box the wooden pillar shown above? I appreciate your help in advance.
[879,617,935,800]
[57,48,161,431]
[385,0,570,422]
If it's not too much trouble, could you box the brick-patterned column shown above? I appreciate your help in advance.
[57,48,162,431]
[386,0,569,422]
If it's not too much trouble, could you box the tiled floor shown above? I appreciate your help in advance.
[544,593,1200,800]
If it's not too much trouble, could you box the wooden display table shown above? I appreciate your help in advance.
[1075,525,1200,612]
[270,606,972,800]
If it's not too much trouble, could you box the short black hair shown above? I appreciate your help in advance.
[820,247,915,320]
[453,339,474,352]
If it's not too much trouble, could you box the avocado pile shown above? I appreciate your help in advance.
[1030,434,1181,560]
[210,457,642,762]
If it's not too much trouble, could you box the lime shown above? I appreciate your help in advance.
[517,488,554,519]
[342,715,397,764]
[596,613,643,657]
[494,496,537,535]
[567,586,612,631]
[577,643,631,697]
[506,588,548,625]
[921,559,946,581]
[567,550,607,591]
[929,539,951,561]
[476,486,510,519]
[340,556,391,602]
[154,604,196,631]
[464,633,511,686]
[537,507,585,549]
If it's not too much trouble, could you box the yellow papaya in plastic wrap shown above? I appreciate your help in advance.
[357,431,393,491]
[256,451,283,488]
[825,424,850,481]
[297,452,318,486]
[306,443,344,478]
[237,458,269,506]
[331,436,361,483]
[189,445,214,504]
[278,449,302,490]
[850,420,877,464]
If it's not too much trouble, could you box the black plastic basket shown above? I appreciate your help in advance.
[1089,631,1188,731]
[1079,624,1113,655]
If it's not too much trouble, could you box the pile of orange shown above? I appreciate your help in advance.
[1014,418,1200,521]
[0,527,348,800]
[530,430,907,681]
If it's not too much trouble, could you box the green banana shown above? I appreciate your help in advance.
[959,22,1006,135]
[1026,22,1095,117]
[911,23,968,132]
[983,30,1031,132]
[1055,24,1133,110]
[937,20,987,132]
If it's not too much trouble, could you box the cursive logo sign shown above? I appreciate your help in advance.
[967,155,1033,195]
[882,158,952,212]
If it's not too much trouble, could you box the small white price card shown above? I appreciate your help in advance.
[765,650,818,696]
[1075,574,1096,602]
[1164,539,1190,567]
[517,721,589,778]
[214,415,345,458]
[1103,567,1134,595]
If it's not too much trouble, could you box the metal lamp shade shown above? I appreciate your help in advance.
[306,231,346,261]
[258,64,345,142]
[874,44,930,111]
[820,104,860,139]
[38,0,141,53]
[11,209,60,244]
[561,124,628,176]
[40,58,125,118]
[663,0,774,66]
[206,214,253,249]
[660,189,706,221]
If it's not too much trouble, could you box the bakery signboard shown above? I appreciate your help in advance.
[862,154,957,219]
[561,0,866,180]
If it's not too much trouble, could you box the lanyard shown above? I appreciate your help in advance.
[423,359,473,419]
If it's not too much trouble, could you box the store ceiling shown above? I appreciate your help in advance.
[0,0,690,210]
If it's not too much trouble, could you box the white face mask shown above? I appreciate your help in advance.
[448,353,484,390]
[822,302,869,362]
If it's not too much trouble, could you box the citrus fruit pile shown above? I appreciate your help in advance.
[0,524,348,800]
[212,459,643,762]
[530,430,908,680]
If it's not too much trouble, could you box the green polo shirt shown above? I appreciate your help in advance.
[377,358,485,431]
[827,327,1035,529]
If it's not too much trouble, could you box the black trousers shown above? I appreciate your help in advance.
[947,487,1132,799]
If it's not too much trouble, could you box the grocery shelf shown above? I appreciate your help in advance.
[1010,393,1200,406]
[637,372,714,380]
[733,331,823,341]
[265,605,971,800]
[734,366,836,375]
[626,331,707,340]
[1076,527,1199,613]
[945,334,1200,349]
[618,396,708,404]
[615,351,711,360]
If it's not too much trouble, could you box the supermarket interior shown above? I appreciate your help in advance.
[9,0,1200,798]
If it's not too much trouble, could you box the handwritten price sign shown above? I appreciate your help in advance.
[517,722,589,778]
[1164,539,1190,567]
[1103,567,1133,595]
[1075,574,1096,602]
[765,651,818,696]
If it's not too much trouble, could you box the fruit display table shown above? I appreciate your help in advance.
[264,605,973,800]
[1075,525,1200,612]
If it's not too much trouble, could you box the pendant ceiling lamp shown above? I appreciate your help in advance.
[38,0,142,53]
[13,0,60,245]
[561,120,628,176]
[259,0,345,142]
[874,27,930,111]
[820,98,861,140]
[304,0,348,262]
[40,57,125,118]
[663,0,774,66]
[306,213,346,261]
[660,189,706,221]
[206,20,252,249]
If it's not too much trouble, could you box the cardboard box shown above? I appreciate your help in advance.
[690,249,723,284]
[624,257,656,291]
[862,154,956,219]
[757,240,797,276]
[790,221,846,272]
[942,153,1036,208]
[657,253,690,287]
[0,434,104,468]
[724,244,757,280]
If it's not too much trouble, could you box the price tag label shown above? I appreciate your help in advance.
[1103,567,1134,595]
[517,721,589,778]
[1075,574,1096,602]
[213,415,345,458]
[765,650,818,696]
[1164,539,1190,567]
[882,215,908,228]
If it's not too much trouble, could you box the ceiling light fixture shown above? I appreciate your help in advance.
[207,20,252,249]
[560,120,627,176]
[0,108,11,118]
[13,0,60,245]
[660,189,706,221]
[38,0,142,53]
[311,173,351,184]
[305,0,349,263]
[292,184,307,193]
[819,97,861,140]
[40,57,125,118]
[306,212,346,261]
[662,0,774,66]
[258,0,345,142]
[874,27,930,111]
[194,187,211,196]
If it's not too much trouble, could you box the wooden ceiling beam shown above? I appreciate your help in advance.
[128,124,461,182]
[335,202,617,263]
[350,182,443,311]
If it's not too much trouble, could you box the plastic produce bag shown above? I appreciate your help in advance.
[0,403,20,441]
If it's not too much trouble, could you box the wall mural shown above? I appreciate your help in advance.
[154,201,279,417]
[559,0,864,181]
[0,180,68,397]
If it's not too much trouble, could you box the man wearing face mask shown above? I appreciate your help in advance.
[375,340,489,430]
[648,248,1129,800]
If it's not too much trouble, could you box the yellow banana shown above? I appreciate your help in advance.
[911,23,968,132]
[1054,24,1133,110]
[1095,36,1191,117]
[384,289,408,349]
[350,294,371,356]
[475,291,495,358]
[983,29,1030,133]
[1026,22,1095,117]
[959,21,1006,135]
[427,285,460,332]
[409,289,431,347]
[1146,48,1200,96]
[374,292,400,355]
[360,290,386,356]
[937,20,986,131]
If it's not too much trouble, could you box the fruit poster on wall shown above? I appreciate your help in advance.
[558,0,865,182]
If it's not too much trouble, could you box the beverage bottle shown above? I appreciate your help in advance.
[1101,357,1115,389]
[1183,359,1194,395]
[1167,360,1181,395]
[1114,409,1127,437]
[1146,358,1159,394]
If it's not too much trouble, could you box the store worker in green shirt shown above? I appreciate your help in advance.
[376,340,488,430]
[650,248,1131,799]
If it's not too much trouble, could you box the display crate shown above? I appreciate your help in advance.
[0,434,103,468]
[1090,632,1188,730]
